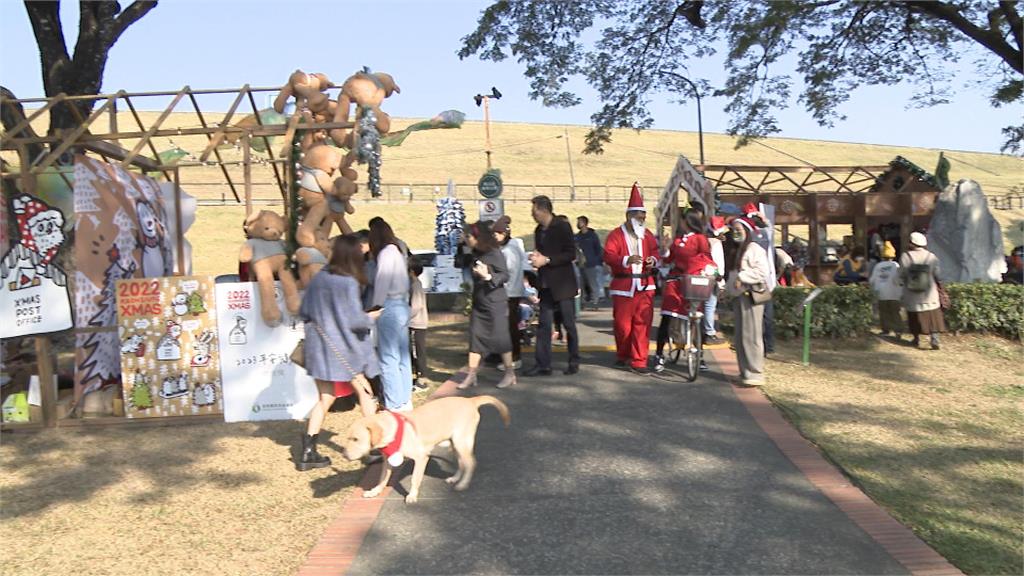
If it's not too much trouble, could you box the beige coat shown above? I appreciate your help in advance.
[726,243,771,298]
[899,247,941,312]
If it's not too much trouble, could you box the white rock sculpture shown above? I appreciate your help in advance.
[927,179,1006,283]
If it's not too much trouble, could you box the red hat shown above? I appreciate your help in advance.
[709,216,729,235]
[12,194,63,266]
[742,202,759,216]
[627,182,645,212]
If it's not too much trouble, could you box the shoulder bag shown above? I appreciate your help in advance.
[291,321,358,375]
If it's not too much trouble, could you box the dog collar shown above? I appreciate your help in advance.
[380,411,408,466]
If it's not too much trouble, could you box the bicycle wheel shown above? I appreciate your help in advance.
[684,315,701,382]
[667,317,683,364]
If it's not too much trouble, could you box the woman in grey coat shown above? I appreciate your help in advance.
[459,220,517,389]
[296,235,382,471]
[899,231,946,350]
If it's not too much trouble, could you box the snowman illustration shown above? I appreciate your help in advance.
[171,292,189,316]
[136,198,168,277]
[155,320,182,361]
[159,372,189,399]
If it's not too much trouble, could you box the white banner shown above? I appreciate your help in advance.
[216,281,318,422]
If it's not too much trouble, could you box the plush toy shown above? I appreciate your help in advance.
[328,70,400,146]
[294,228,331,288]
[273,70,334,121]
[239,210,301,327]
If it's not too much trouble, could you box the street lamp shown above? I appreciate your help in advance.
[660,70,704,165]
[474,87,502,170]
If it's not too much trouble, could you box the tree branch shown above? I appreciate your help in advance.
[109,0,157,45]
[1000,0,1022,56]
[906,0,1022,74]
[24,1,70,96]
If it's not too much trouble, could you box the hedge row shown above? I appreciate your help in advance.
[735,284,1022,340]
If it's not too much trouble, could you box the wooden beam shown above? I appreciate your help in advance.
[243,133,252,217]
[278,111,302,158]
[31,95,118,173]
[245,88,285,195]
[80,140,161,171]
[187,91,239,202]
[121,87,189,170]
[198,84,249,162]
[0,93,65,145]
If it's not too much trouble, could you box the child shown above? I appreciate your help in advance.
[409,261,429,392]
[868,241,904,337]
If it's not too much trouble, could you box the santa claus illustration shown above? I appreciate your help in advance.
[10,194,66,287]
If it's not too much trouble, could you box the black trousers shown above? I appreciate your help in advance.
[762,299,775,354]
[410,328,427,377]
[535,289,579,370]
[508,297,522,362]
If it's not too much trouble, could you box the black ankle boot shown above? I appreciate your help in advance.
[296,433,331,471]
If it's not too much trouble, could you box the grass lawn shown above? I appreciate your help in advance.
[0,320,470,576]
[763,333,1023,575]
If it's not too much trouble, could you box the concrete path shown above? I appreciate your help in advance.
[299,307,961,575]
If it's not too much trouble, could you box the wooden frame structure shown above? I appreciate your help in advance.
[663,157,940,286]
[1,86,357,430]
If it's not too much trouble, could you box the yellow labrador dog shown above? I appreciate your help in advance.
[340,395,510,503]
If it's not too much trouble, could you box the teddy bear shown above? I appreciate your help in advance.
[328,70,400,146]
[239,210,301,327]
[294,227,331,288]
[273,70,335,122]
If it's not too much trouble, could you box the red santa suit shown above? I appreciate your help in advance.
[603,184,659,369]
[660,232,715,318]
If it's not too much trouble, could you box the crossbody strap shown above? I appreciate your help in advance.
[310,321,356,374]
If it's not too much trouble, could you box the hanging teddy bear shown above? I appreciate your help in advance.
[329,70,400,197]
[239,210,301,327]
[273,70,335,122]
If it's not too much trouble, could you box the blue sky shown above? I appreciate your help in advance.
[1,0,1020,154]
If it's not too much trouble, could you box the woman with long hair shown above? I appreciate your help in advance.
[368,219,413,411]
[459,220,517,389]
[296,234,380,471]
[725,218,771,386]
[653,208,716,373]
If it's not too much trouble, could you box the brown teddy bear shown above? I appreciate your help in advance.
[328,70,400,145]
[273,70,335,121]
[294,227,331,288]
[239,210,301,327]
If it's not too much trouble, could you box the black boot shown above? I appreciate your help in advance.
[296,433,331,471]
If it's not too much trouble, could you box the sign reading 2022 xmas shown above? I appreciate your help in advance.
[216,281,318,423]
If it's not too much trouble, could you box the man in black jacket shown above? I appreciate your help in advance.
[524,195,580,376]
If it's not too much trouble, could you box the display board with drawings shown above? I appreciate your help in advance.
[216,281,318,423]
[116,276,222,418]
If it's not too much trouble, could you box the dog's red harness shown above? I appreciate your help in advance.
[380,411,412,466]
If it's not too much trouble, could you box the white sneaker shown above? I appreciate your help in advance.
[654,355,666,373]
[497,360,522,372]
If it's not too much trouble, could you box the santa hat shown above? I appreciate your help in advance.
[732,216,756,233]
[742,202,759,217]
[12,194,63,265]
[627,182,645,212]
[709,216,729,236]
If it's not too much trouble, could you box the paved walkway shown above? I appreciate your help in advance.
[298,307,962,576]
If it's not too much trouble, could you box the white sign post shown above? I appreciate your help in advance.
[216,282,318,422]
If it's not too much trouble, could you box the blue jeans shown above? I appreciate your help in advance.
[703,289,718,336]
[378,297,412,410]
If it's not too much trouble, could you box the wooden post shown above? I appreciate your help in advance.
[243,132,252,217]
[808,198,821,284]
[35,337,57,427]
[781,224,790,244]
[173,167,185,276]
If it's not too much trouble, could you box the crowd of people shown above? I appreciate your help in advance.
[292,192,954,468]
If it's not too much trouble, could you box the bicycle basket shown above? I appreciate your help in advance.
[682,275,714,301]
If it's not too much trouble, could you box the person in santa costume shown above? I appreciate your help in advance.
[653,207,716,373]
[603,183,660,374]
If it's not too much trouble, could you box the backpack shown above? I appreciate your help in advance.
[905,262,932,293]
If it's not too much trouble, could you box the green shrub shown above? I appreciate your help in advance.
[723,283,1022,340]
[945,283,1023,339]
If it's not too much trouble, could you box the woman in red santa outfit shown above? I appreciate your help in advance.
[602,183,660,374]
[653,207,716,373]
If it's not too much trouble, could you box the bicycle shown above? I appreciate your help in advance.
[665,274,715,382]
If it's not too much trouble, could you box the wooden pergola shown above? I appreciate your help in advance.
[1,85,356,429]
[662,157,941,285]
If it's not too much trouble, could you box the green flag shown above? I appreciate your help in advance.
[934,151,951,189]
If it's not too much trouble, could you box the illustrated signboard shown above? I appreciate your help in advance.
[0,194,73,338]
[73,156,174,401]
[216,281,318,423]
[116,276,222,418]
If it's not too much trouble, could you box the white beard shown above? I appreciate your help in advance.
[630,218,645,239]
